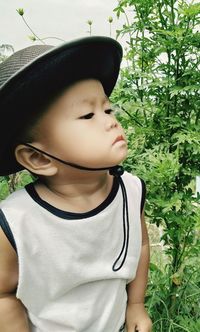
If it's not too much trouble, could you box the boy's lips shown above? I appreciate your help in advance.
[112,135,125,145]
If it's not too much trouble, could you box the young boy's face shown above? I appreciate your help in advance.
[32,79,127,169]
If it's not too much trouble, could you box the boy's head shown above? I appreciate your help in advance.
[0,37,123,176]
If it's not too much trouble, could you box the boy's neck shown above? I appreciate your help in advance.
[34,171,113,213]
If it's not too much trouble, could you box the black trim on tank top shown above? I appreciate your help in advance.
[25,176,120,220]
[0,209,17,252]
[0,175,146,252]
[140,178,146,214]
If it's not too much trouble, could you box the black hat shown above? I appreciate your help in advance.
[0,36,123,176]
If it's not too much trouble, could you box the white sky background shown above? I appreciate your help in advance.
[1,1,197,54]
[0,0,126,51]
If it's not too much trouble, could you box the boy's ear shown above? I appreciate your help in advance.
[15,144,58,176]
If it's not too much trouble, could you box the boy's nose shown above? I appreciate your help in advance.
[105,117,118,131]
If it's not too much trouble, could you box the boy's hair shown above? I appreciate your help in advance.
[0,37,123,176]
[14,84,67,144]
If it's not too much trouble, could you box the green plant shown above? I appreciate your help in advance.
[0,171,34,201]
[108,16,113,37]
[0,44,14,63]
[146,251,200,331]
[87,20,93,36]
[112,0,200,330]
[16,8,65,44]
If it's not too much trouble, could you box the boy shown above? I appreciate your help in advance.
[0,36,152,331]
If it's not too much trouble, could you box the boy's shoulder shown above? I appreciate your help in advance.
[122,171,144,187]
[122,171,145,201]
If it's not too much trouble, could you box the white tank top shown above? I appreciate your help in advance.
[0,172,144,332]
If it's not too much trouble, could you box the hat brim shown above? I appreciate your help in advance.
[0,36,122,175]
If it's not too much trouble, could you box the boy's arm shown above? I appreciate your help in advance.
[0,229,30,332]
[125,210,152,332]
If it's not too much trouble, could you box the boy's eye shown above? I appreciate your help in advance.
[80,113,94,119]
[79,109,114,119]
[105,109,114,114]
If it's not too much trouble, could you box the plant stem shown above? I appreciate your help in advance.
[22,15,45,44]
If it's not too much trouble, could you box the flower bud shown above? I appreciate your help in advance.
[87,20,93,26]
[16,8,24,16]
[28,35,37,42]
[108,16,113,23]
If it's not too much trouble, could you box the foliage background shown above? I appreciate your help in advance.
[111,0,200,331]
[0,0,200,331]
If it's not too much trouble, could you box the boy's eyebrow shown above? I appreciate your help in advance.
[81,95,110,105]
[103,95,110,104]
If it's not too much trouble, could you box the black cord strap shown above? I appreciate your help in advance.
[110,167,129,272]
[23,143,116,172]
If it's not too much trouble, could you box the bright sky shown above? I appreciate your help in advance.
[0,0,125,52]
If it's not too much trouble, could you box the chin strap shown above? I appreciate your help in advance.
[23,143,129,271]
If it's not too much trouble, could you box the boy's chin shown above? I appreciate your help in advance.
[112,152,128,165]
